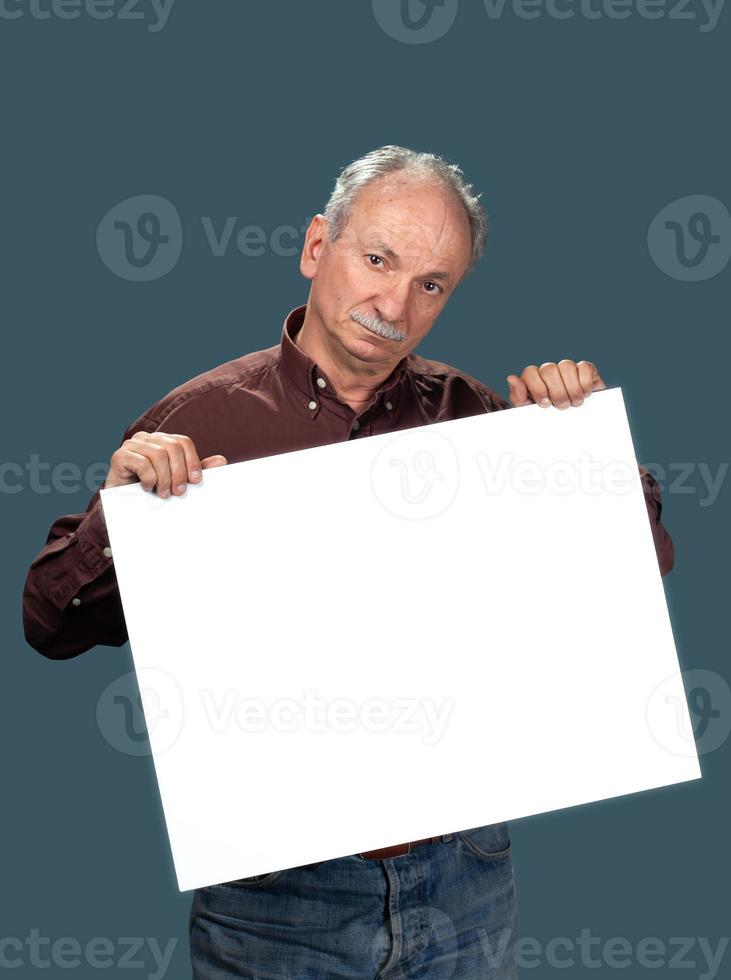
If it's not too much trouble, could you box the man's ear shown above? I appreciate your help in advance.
[300,214,327,280]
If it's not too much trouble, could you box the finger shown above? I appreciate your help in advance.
[110,449,158,492]
[537,362,571,410]
[520,365,551,407]
[148,434,191,496]
[129,434,174,498]
[201,455,228,469]
[506,375,531,407]
[166,433,204,484]
[577,360,607,394]
[577,361,595,397]
[556,359,585,407]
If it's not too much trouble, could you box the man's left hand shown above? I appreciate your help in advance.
[507,360,607,409]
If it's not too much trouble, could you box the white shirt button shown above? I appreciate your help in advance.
[308,400,318,411]
[385,401,393,411]
[316,377,326,389]
[71,597,81,607]
[102,546,113,559]
[352,419,360,431]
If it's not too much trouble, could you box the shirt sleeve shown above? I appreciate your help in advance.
[23,379,238,662]
[639,464,675,577]
[467,378,675,578]
[22,412,159,661]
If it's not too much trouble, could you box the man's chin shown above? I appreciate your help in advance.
[341,328,400,364]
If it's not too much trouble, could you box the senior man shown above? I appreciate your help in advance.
[24,145,674,979]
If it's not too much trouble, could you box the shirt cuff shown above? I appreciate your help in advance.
[76,496,114,577]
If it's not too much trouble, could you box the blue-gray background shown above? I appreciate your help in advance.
[3,1,729,977]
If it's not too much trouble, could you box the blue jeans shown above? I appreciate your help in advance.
[189,822,518,979]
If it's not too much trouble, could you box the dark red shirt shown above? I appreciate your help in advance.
[23,304,674,660]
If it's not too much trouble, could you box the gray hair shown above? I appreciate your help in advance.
[322,145,488,282]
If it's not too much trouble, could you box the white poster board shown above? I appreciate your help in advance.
[100,387,701,892]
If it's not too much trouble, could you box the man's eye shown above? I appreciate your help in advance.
[367,254,384,267]
[424,281,442,294]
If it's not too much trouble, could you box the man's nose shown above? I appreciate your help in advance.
[374,276,411,326]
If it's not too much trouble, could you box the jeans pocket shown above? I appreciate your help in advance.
[456,821,512,860]
[223,869,287,888]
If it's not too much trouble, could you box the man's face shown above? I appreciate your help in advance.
[300,174,473,372]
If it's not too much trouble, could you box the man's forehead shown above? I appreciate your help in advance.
[351,218,468,274]
[347,177,470,263]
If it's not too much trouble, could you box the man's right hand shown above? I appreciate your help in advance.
[102,432,228,497]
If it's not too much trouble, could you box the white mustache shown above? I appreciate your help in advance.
[351,311,407,342]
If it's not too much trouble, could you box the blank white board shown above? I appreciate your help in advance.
[100,387,701,891]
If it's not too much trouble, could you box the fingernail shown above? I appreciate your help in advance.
[175,484,186,494]
[159,488,170,498]
[190,470,201,481]
[541,398,551,407]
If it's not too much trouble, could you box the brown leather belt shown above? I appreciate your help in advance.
[359,836,443,860]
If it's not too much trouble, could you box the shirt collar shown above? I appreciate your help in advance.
[279,304,410,409]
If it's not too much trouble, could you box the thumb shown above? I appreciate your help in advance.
[507,375,531,407]
[201,455,228,469]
